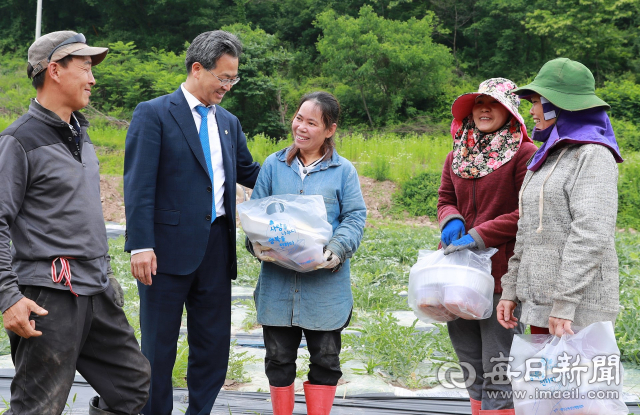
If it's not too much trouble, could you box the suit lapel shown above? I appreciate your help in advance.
[168,88,209,174]
[215,109,234,213]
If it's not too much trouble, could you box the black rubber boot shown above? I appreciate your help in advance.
[89,396,128,415]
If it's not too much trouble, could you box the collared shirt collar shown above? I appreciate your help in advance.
[181,84,216,117]
[29,98,89,129]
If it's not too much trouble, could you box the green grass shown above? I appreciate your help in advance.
[615,231,640,365]
[1,118,450,182]
[90,127,128,150]
[245,131,451,183]
[336,132,450,182]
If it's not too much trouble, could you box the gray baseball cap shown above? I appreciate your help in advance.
[28,31,109,79]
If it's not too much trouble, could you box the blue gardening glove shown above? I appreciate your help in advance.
[441,219,465,246]
[444,234,477,255]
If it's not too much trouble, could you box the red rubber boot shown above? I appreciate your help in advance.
[303,381,337,415]
[479,409,515,415]
[470,398,482,415]
[270,383,295,415]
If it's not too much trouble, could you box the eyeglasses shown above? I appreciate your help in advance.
[48,33,87,61]
[206,68,240,86]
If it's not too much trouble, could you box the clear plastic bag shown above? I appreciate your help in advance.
[408,248,497,323]
[238,194,333,272]
[510,321,628,415]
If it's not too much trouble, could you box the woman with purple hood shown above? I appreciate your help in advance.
[497,58,623,339]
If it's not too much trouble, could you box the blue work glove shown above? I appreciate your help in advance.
[441,219,465,246]
[444,234,477,255]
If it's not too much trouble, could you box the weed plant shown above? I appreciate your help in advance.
[236,299,259,332]
[615,231,640,364]
[109,236,141,338]
[343,312,457,389]
[0,394,77,414]
[295,349,311,380]
[172,337,190,387]
[226,340,261,383]
[172,339,259,386]
[235,229,261,287]
[350,225,439,314]
[618,153,640,230]
[393,172,442,218]
[0,55,32,116]
[0,117,14,132]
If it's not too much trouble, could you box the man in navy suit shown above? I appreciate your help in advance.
[124,30,260,415]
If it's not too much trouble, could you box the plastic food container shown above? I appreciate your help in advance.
[408,249,496,323]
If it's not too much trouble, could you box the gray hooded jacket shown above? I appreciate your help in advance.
[500,144,620,327]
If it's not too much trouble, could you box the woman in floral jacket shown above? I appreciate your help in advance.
[437,78,538,415]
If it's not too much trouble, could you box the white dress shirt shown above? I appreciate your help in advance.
[131,85,227,256]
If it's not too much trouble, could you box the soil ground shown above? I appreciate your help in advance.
[100,175,436,227]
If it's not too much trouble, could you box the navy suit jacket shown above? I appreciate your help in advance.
[124,88,260,278]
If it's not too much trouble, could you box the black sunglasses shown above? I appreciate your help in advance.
[47,33,87,61]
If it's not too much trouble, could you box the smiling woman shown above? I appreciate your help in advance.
[246,91,366,415]
[436,77,538,414]
[472,95,511,133]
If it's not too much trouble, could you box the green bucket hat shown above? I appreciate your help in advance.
[512,58,609,111]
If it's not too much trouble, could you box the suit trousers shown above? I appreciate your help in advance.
[446,293,523,410]
[7,284,151,415]
[138,216,231,415]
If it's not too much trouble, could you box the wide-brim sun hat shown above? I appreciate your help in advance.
[512,58,609,111]
[451,77,526,127]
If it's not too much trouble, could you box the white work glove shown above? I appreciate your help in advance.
[315,249,340,270]
[252,241,275,262]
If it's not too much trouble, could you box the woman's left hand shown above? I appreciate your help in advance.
[548,317,574,337]
[443,234,477,255]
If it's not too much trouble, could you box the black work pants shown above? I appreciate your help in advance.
[263,325,344,387]
[7,284,151,415]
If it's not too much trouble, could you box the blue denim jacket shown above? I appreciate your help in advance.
[251,148,367,330]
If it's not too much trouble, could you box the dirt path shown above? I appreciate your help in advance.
[100,175,436,228]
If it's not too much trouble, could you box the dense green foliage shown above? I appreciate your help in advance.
[2,0,639,136]
[618,153,640,230]
[393,172,442,218]
[614,232,640,364]
[315,6,453,126]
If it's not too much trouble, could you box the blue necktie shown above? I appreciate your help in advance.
[195,105,216,222]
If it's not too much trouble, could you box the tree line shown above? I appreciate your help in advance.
[1,0,639,137]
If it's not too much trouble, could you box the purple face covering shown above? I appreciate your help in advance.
[528,106,623,171]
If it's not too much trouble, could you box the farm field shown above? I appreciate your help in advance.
[0,116,639,402]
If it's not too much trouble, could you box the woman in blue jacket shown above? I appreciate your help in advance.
[248,91,367,415]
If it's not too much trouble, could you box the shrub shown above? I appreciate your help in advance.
[394,171,441,218]
[597,79,640,122]
[362,154,392,182]
[617,154,640,230]
[610,118,640,153]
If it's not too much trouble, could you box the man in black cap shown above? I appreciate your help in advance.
[0,31,150,415]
